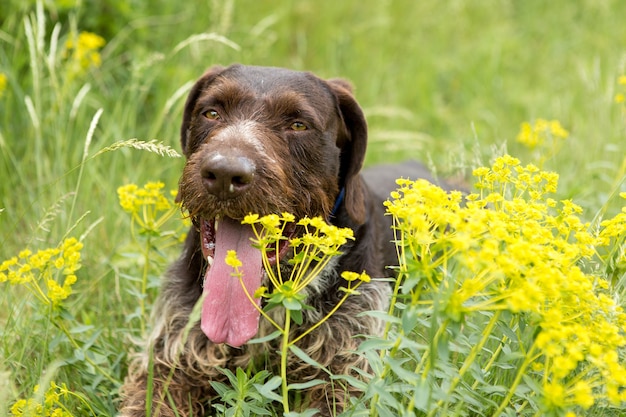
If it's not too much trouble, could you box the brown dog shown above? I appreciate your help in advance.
[119,64,445,416]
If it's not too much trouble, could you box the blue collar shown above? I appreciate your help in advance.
[331,187,345,218]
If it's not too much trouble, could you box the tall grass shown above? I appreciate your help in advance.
[0,0,625,416]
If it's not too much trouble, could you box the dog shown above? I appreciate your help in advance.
[119,64,450,416]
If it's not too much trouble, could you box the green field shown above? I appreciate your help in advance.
[1,1,625,416]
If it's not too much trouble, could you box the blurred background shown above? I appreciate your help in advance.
[2,0,625,236]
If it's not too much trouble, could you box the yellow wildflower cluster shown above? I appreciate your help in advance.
[0,72,7,98]
[233,214,370,412]
[599,192,626,242]
[242,213,358,297]
[516,118,569,150]
[64,31,105,71]
[117,182,181,236]
[385,154,626,412]
[0,238,82,308]
[118,182,171,213]
[224,249,243,270]
[234,213,370,329]
[10,382,72,417]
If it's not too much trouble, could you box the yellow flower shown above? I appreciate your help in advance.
[386,154,626,409]
[244,214,360,306]
[117,184,139,212]
[549,120,568,138]
[341,270,371,283]
[0,238,82,308]
[47,279,71,305]
[570,380,594,409]
[243,213,260,224]
[599,193,626,243]
[260,213,281,230]
[117,182,182,236]
[64,31,106,71]
[516,122,539,148]
[10,381,73,417]
[543,381,566,409]
[516,118,568,150]
[254,286,268,298]
[225,250,242,269]
[0,72,7,98]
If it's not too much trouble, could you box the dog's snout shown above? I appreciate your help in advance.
[201,153,255,199]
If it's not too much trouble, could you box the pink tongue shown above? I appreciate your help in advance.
[201,217,262,347]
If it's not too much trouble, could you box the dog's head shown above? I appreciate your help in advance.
[179,64,368,223]
[177,64,368,347]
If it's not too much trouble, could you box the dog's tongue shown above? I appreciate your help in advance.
[201,217,262,347]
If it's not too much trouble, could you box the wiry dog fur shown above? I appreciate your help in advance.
[118,64,442,416]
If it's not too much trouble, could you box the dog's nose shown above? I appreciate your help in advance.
[200,153,255,199]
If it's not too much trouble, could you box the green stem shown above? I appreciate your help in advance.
[139,236,151,335]
[68,108,102,227]
[458,311,500,380]
[472,335,507,390]
[383,266,406,338]
[237,277,282,332]
[281,309,291,414]
[491,342,539,417]
[436,311,501,415]
[61,388,97,416]
[384,217,406,337]
[370,335,403,417]
[290,281,362,345]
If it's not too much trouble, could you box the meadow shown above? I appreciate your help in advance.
[1,0,625,416]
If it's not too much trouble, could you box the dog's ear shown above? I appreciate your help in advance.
[180,66,225,156]
[327,78,368,225]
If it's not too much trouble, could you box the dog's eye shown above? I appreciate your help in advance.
[204,110,221,120]
[290,121,307,131]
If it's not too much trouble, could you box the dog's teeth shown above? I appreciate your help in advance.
[207,255,214,266]
[229,183,235,193]
[215,217,220,232]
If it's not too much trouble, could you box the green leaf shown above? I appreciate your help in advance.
[369,379,402,411]
[248,404,273,416]
[283,297,303,310]
[68,324,95,334]
[253,376,283,402]
[291,308,304,325]
[289,251,306,265]
[73,349,85,361]
[358,337,397,353]
[284,409,319,417]
[288,345,331,375]
[412,378,431,411]
[364,310,401,324]
[288,379,326,390]
[248,330,282,344]
[268,291,285,304]
[331,373,368,391]
[236,367,248,390]
[386,357,418,382]
[209,381,230,397]
[401,307,419,333]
